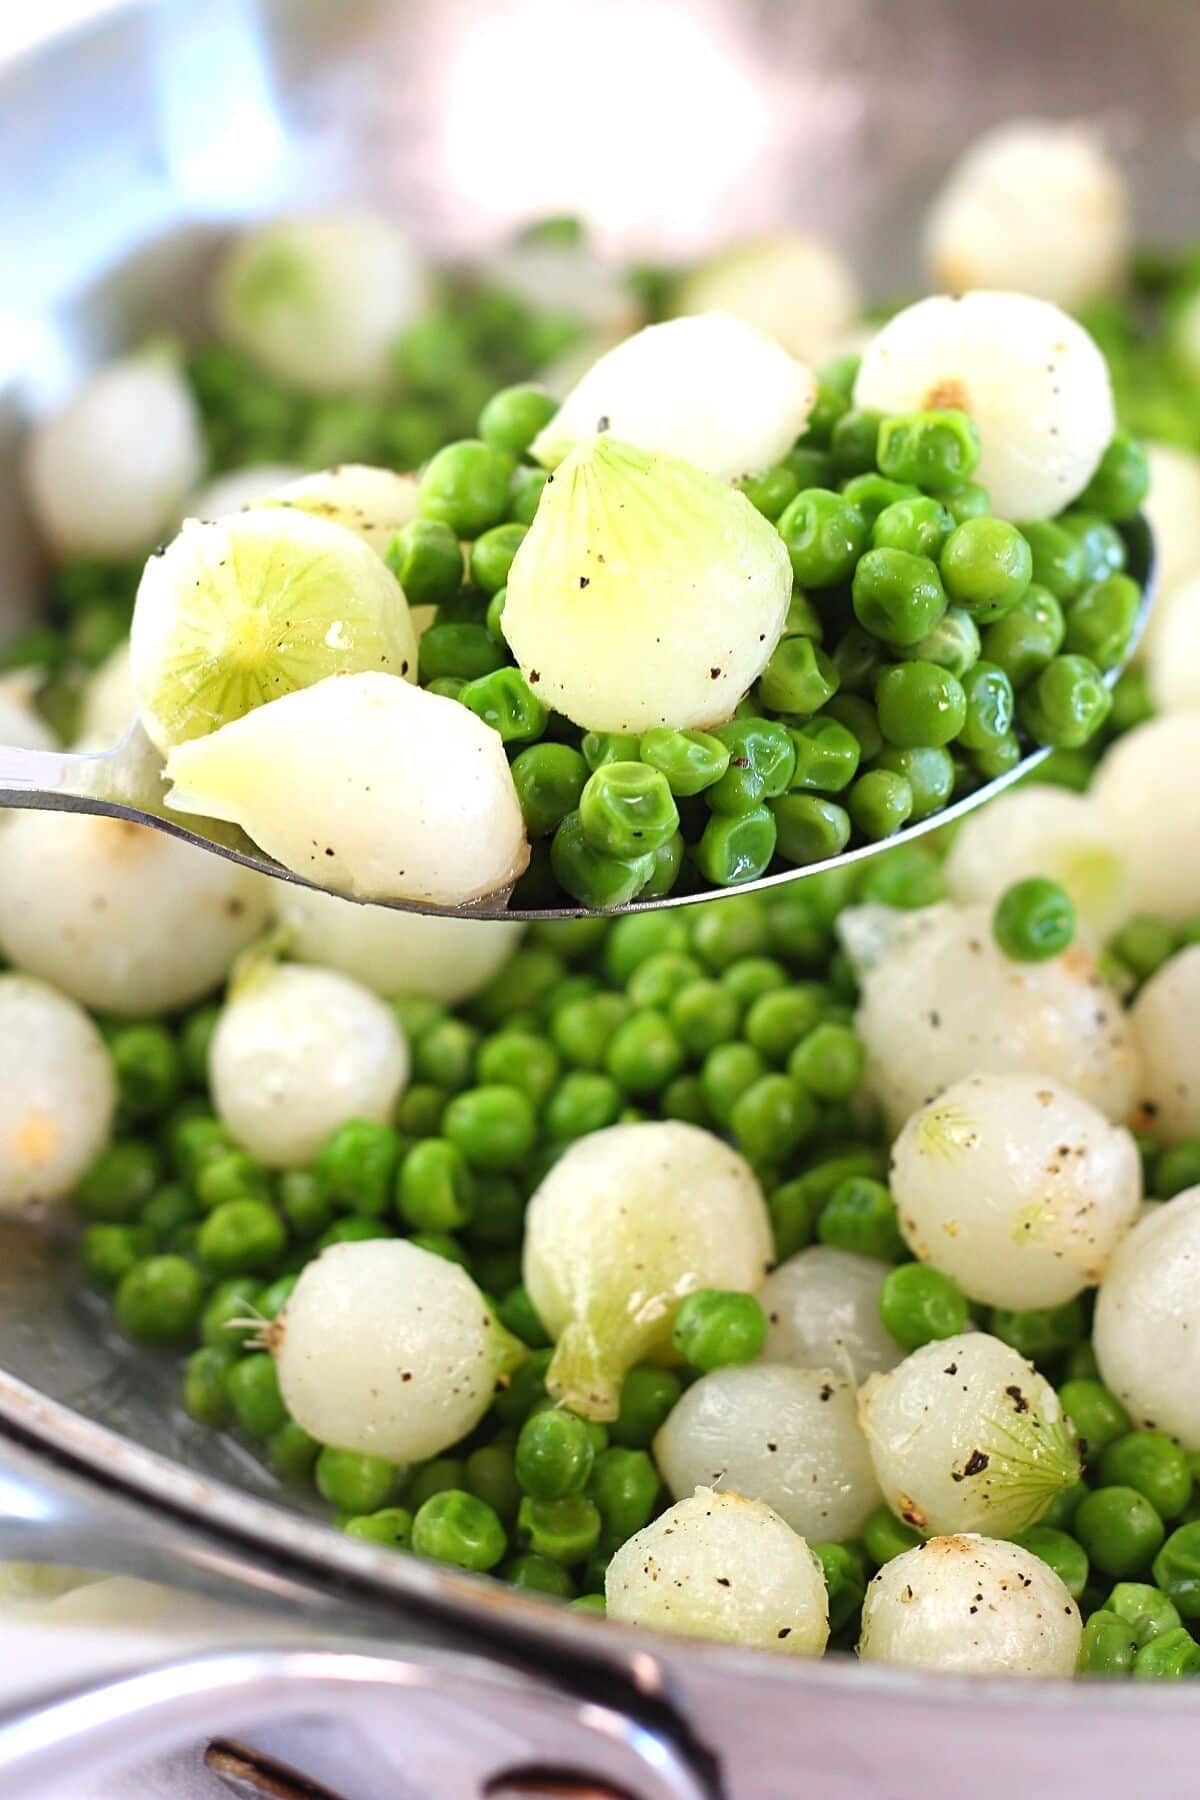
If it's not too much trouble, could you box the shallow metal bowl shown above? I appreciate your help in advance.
[2,3,1200,1794]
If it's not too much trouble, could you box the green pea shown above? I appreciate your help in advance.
[833,627,886,696]
[1157,1138,1200,1198]
[777,488,868,587]
[877,408,981,490]
[410,1489,507,1571]
[1111,916,1178,983]
[316,1448,397,1514]
[701,1042,767,1129]
[875,662,966,748]
[690,896,770,969]
[829,407,885,477]
[341,1505,414,1547]
[183,1344,234,1427]
[1074,1485,1165,1577]
[509,465,551,526]
[816,351,860,398]
[516,1409,596,1500]
[110,1024,182,1119]
[638,726,731,798]
[394,1084,449,1142]
[800,377,850,445]
[197,1199,287,1276]
[418,439,514,537]
[459,667,549,744]
[503,1552,576,1596]
[940,517,1033,621]
[1153,1522,1200,1619]
[897,604,980,677]
[589,1447,660,1550]
[786,717,861,794]
[847,768,913,840]
[856,843,946,910]
[863,1505,923,1565]
[478,383,556,456]
[461,1444,521,1525]
[852,549,947,648]
[1059,511,1127,583]
[693,806,777,886]
[316,1118,401,1217]
[873,745,955,822]
[671,1289,767,1371]
[1064,1343,1103,1384]
[1100,1433,1193,1521]
[579,762,679,860]
[551,993,629,1069]
[818,1177,906,1262]
[813,1541,869,1633]
[759,635,840,716]
[142,1183,201,1246]
[989,1298,1085,1365]
[177,1006,219,1087]
[942,482,992,522]
[605,1010,684,1096]
[878,1263,968,1351]
[443,1084,537,1172]
[1133,1626,1200,1678]
[957,661,1015,751]
[580,732,641,772]
[551,811,654,908]
[708,719,796,814]
[74,1140,162,1222]
[971,732,1022,779]
[385,518,463,608]
[1078,1609,1139,1674]
[842,473,921,527]
[419,621,506,685]
[661,1074,710,1126]
[317,1216,394,1251]
[1108,1580,1182,1647]
[1040,1479,1089,1532]
[992,878,1076,962]
[200,1277,262,1350]
[609,1366,683,1449]
[225,1352,287,1440]
[484,584,507,643]
[257,1273,298,1321]
[743,985,824,1063]
[737,461,800,520]
[788,1022,864,1100]
[544,1072,622,1141]
[624,951,702,1012]
[981,585,1066,688]
[1064,574,1141,670]
[406,1457,468,1511]
[510,743,588,839]
[414,1017,481,1092]
[1077,433,1150,520]
[772,794,852,865]
[872,495,955,560]
[80,1222,154,1290]
[194,1149,273,1212]
[264,1418,320,1485]
[1020,520,1088,601]
[1012,1524,1089,1600]
[721,956,787,1004]
[114,1254,205,1345]
[729,1072,817,1164]
[517,1494,601,1565]
[475,1033,559,1109]
[786,446,836,489]
[397,1138,474,1232]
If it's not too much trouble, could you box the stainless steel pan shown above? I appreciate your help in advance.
[2,3,1200,1793]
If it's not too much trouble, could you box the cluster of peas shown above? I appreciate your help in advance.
[397,362,1149,908]
[61,843,1200,1666]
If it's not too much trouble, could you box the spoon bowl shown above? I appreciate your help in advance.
[0,515,1154,920]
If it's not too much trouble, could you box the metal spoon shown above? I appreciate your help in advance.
[0,515,1154,920]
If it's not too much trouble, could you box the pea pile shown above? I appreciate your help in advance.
[394,378,1148,909]
[59,853,1200,1669]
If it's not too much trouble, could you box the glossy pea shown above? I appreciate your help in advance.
[852,549,947,649]
[511,742,588,838]
[876,408,981,490]
[759,635,840,715]
[777,488,868,587]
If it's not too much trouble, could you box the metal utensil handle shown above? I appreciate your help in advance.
[0,741,80,796]
[0,1645,714,1800]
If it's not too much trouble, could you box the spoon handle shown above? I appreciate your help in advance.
[0,742,84,801]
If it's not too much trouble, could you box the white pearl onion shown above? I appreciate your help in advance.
[858,1333,1079,1539]
[605,1488,829,1656]
[841,901,1139,1131]
[1129,947,1200,1143]
[759,1247,902,1383]
[859,1534,1081,1676]
[1094,1188,1200,1449]
[272,1240,521,1463]
[0,975,115,1211]
[209,962,409,1168]
[654,1364,882,1541]
[891,1072,1141,1308]
[1092,717,1200,927]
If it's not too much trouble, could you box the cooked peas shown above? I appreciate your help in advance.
[876,408,981,490]
[878,1263,969,1351]
[940,518,1032,621]
[1099,1433,1194,1521]
[516,1409,596,1499]
[114,1254,205,1345]
[412,1489,507,1571]
[992,877,1076,962]
[418,439,514,538]
[1074,1486,1165,1577]
[818,1177,906,1262]
[777,489,867,587]
[316,1119,400,1217]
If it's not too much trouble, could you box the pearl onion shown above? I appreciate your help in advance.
[858,1333,1079,1538]
[1129,948,1200,1142]
[0,975,115,1211]
[854,291,1114,521]
[842,901,1139,1131]
[1094,1189,1200,1449]
[272,1239,521,1463]
[891,1072,1141,1308]
[674,235,861,364]
[759,1247,902,1383]
[1092,716,1200,925]
[605,1488,829,1655]
[859,1534,1081,1675]
[654,1364,882,1541]
[209,962,409,1168]
[0,812,271,1016]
